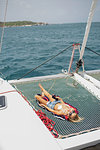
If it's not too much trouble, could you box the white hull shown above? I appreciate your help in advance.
[0,78,61,150]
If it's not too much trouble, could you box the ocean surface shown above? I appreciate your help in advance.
[0,22,100,80]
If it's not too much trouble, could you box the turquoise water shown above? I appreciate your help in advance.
[0,22,100,80]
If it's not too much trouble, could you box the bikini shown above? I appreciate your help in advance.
[46,99,79,120]
[47,100,61,110]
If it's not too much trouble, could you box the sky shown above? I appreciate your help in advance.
[0,0,100,23]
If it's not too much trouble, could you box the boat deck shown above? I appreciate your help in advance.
[0,78,61,150]
[10,71,100,138]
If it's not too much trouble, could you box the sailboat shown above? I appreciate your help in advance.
[0,0,100,150]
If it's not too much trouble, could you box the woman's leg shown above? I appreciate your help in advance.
[39,83,55,102]
[35,95,47,105]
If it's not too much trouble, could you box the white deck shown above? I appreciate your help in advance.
[73,73,100,100]
[8,73,67,84]
[57,130,100,150]
[82,73,100,89]
[0,78,61,150]
[0,71,100,150]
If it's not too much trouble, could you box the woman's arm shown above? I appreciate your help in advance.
[39,83,54,101]
[56,97,65,104]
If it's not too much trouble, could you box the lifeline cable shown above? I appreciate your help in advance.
[17,44,100,80]
[79,43,100,57]
[17,44,72,80]
[0,72,7,80]
[85,46,100,56]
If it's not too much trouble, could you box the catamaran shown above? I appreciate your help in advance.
[0,0,100,150]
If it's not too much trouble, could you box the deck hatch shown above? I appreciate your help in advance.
[0,96,7,110]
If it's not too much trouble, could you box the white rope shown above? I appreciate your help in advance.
[0,0,8,53]
[48,79,56,92]
[58,127,100,139]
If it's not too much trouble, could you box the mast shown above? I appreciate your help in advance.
[0,0,8,53]
[80,0,98,60]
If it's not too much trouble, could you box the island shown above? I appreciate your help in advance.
[0,21,48,27]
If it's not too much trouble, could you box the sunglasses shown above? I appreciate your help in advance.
[69,110,75,116]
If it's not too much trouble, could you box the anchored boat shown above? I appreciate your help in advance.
[0,0,100,150]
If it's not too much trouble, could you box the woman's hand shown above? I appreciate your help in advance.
[39,103,45,107]
[56,97,65,104]
[39,83,44,91]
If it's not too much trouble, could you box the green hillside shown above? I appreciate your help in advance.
[0,21,48,27]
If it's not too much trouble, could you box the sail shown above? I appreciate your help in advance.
[80,0,98,60]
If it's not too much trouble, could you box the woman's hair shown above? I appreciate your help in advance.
[68,113,83,122]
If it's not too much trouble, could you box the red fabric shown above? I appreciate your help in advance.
[35,109,58,138]
[65,102,79,114]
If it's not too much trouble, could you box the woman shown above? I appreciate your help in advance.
[35,83,82,122]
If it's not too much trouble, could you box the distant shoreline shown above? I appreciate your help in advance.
[0,21,99,28]
[0,21,48,27]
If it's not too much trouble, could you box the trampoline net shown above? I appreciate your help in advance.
[12,73,100,138]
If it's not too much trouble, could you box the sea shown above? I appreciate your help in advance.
[0,22,100,80]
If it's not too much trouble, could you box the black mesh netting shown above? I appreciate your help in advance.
[13,75,100,137]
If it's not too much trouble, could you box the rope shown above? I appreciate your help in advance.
[0,0,8,53]
[0,90,16,95]
[79,44,100,57]
[4,42,99,80]
[58,127,100,139]
[48,79,56,92]
[85,46,100,56]
[0,72,7,80]
[17,44,72,80]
